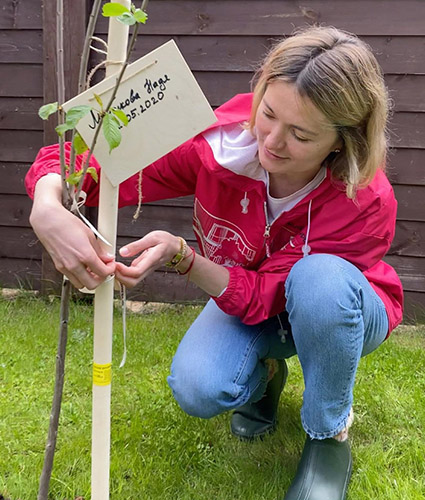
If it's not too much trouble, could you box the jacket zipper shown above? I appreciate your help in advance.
[263,202,271,257]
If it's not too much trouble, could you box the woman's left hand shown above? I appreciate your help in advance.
[115,230,181,288]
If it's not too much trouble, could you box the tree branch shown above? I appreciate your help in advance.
[37,279,71,500]
[69,0,104,176]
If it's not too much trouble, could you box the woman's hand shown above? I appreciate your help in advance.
[115,231,181,288]
[30,175,116,290]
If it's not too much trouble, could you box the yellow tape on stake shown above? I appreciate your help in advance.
[93,363,112,386]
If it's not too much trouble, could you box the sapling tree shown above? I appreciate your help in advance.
[36,2,148,499]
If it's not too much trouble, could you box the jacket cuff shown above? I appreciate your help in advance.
[212,266,242,315]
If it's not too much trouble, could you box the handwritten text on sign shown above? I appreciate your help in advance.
[62,40,217,186]
[88,75,171,130]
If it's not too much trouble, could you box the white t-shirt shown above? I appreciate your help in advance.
[266,167,326,223]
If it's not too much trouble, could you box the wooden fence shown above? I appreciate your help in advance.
[0,0,424,321]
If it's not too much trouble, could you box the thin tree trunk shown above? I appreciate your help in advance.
[37,278,71,500]
[37,2,68,497]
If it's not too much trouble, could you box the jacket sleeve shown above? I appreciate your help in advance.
[25,137,204,206]
[214,184,397,325]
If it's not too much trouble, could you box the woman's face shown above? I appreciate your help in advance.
[255,80,342,193]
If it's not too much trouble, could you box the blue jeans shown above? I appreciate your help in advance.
[167,254,389,439]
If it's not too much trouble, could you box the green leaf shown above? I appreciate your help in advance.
[111,108,129,126]
[65,105,92,127]
[93,93,104,110]
[55,123,74,136]
[86,167,99,183]
[102,3,130,17]
[73,132,89,155]
[117,12,136,25]
[133,9,148,23]
[102,113,122,153]
[38,102,59,120]
[66,170,83,186]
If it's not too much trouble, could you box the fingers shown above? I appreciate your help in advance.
[114,263,138,289]
[56,259,114,291]
[86,238,116,277]
[119,231,179,262]
[52,235,116,290]
[119,239,149,258]
[115,252,157,288]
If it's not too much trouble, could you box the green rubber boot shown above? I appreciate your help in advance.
[230,359,288,440]
[283,436,352,500]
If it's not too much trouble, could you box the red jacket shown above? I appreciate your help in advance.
[25,94,403,333]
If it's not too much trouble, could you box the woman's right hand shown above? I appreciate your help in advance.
[30,175,116,290]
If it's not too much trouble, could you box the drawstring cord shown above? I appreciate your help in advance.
[302,200,312,257]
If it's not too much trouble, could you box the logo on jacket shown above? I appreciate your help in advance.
[193,199,257,267]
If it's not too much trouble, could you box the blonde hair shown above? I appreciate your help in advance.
[249,26,390,198]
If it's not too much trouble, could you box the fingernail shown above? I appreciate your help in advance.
[106,253,115,258]
[120,247,129,256]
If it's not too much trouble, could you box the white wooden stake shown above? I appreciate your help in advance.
[91,2,130,499]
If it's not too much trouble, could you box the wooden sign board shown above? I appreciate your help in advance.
[62,40,217,186]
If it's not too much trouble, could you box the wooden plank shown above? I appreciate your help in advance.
[0,226,41,259]
[0,130,42,162]
[127,268,208,304]
[90,34,425,77]
[0,29,43,63]
[384,255,425,292]
[7,1,424,42]
[0,257,41,290]
[94,35,273,73]
[0,193,32,226]
[0,162,29,194]
[402,291,425,323]
[390,221,425,258]
[0,63,43,97]
[0,97,43,130]
[194,71,252,107]
[95,0,425,36]
[393,185,425,222]
[144,196,194,208]
[397,274,424,293]
[386,75,425,113]
[118,204,194,239]
[387,149,425,186]
[363,36,425,75]
[0,0,42,29]
[389,113,425,149]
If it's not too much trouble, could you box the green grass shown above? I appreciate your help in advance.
[0,292,424,500]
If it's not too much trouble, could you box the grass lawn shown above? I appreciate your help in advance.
[0,291,424,500]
